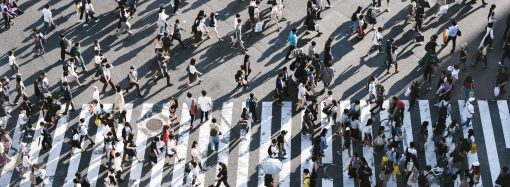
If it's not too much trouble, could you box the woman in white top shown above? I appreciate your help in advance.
[269,2,283,30]
[208,12,223,41]
[480,23,494,49]
[363,118,373,146]
[158,6,169,35]
[84,0,99,26]
[91,86,100,103]
[186,58,203,86]
[153,35,164,54]
[164,138,184,167]
[113,87,125,114]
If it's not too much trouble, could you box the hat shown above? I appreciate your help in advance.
[468,98,476,102]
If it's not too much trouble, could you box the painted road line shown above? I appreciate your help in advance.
[129,103,152,187]
[195,110,212,187]
[44,107,72,186]
[340,100,355,187]
[477,101,500,186]
[278,101,292,187]
[320,101,334,164]
[217,102,233,185]
[235,102,251,187]
[402,100,413,150]
[170,102,191,186]
[300,108,313,187]
[419,100,440,187]
[64,107,93,186]
[258,102,273,187]
[150,103,170,187]
[458,100,482,187]
[87,104,113,185]
[360,100,375,186]
[379,100,397,186]
[0,113,25,186]
[497,100,510,148]
[20,112,45,186]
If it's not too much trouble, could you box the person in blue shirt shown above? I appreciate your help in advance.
[285,28,298,59]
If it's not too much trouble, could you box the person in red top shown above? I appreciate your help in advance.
[161,125,170,144]
[391,96,405,125]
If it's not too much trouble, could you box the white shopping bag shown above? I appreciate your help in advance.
[314,24,320,32]
[440,5,449,14]
[255,22,263,32]
[494,86,500,97]
[404,87,411,97]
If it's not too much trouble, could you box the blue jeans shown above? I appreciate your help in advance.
[463,88,471,101]
[461,117,472,127]
[209,135,219,151]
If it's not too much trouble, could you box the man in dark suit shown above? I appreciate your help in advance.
[61,81,76,115]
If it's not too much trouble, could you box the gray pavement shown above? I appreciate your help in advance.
[1,0,510,186]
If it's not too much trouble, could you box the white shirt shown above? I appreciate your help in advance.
[188,65,199,74]
[103,67,111,81]
[8,55,15,66]
[42,8,52,22]
[94,55,103,65]
[464,102,474,118]
[72,133,80,141]
[185,97,195,109]
[113,156,122,171]
[113,91,125,112]
[322,95,333,106]
[105,142,113,158]
[191,147,201,160]
[197,96,212,111]
[298,83,306,99]
[451,68,460,80]
[92,90,100,102]
[158,12,169,26]
[85,3,94,13]
[128,70,139,83]
[372,31,382,45]
[363,125,372,134]
[166,139,176,155]
[447,25,458,37]
[79,122,88,135]
[270,144,278,158]
[22,155,31,167]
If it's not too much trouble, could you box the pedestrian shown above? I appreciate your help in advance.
[269,1,282,31]
[285,28,298,59]
[320,63,334,90]
[116,5,133,37]
[58,34,71,62]
[186,58,203,86]
[495,166,510,187]
[190,141,206,171]
[168,97,180,125]
[158,6,169,35]
[209,118,220,152]
[1,1,13,30]
[408,80,420,111]
[246,93,258,122]
[124,133,143,162]
[70,128,84,154]
[70,42,87,72]
[164,135,184,167]
[121,122,132,143]
[277,130,288,159]
[499,36,510,66]
[34,34,45,55]
[473,45,488,68]
[442,20,461,54]
[242,54,252,81]
[7,50,19,75]
[169,19,189,48]
[365,27,383,56]
[100,63,117,93]
[295,79,309,112]
[61,82,76,115]
[172,0,180,15]
[12,75,25,105]
[41,4,55,35]
[78,118,95,147]
[208,12,223,41]
[421,34,439,65]
[126,66,142,96]
[63,60,83,87]
[248,0,260,31]
[458,43,468,70]
[494,67,509,99]
[351,6,362,33]
[230,18,248,52]
[303,169,314,187]
[191,15,208,48]
[73,173,91,187]
[462,76,474,101]
[370,83,385,114]
[385,38,398,74]
[185,92,197,126]
[153,54,172,86]
[479,23,494,49]
[113,86,125,115]
[197,90,212,123]
[366,2,378,29]
[215,163,230,187]
[84,0,99,26]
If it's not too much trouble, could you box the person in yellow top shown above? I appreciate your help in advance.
[303,169,312,187]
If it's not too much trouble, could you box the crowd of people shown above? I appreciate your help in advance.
[2,0,510,186]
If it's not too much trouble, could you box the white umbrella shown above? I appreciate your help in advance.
[260,159,283,175]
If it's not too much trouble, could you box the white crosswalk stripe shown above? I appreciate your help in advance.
[2,100,509,187]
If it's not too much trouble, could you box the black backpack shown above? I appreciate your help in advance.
[248,6,255,18]
[267,145,274,157]
[185,162,192,173]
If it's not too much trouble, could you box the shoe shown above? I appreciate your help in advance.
[95,19,99,23]
[61,112,68,115]
[70,109,76,112]
[83,24,88,27]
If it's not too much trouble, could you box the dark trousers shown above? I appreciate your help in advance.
[370,98,383,113]
[200,110,209,122]
[173,1,180,14]
[102,79,116,92]
[13,92,25,104]
[170,36,186,48]
[285,45,296,59]
[155,71,170,85]
[250,108,258,121]
[500,50,510,65]
[126,82,141,94]
[3,13,10,29]
[189,111,196,123]
[64,100,76,112]
[445,36,457,52]
[60,48,67,61]
[80,134,94,144]
[79,7,85,20]
[215,178,230,187]
[85,12,98,23]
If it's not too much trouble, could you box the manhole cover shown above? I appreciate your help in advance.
[146,119,163,130]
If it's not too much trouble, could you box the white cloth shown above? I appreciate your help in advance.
[113,91,125,112]
[113,156,122,171]
[79,122,88,135]
[92,89,100,103]
[8,55,15,66]
[298,83,306,99]
[158,12,169,26]
[85,3,94,13]
[184,97,195,109]
[94,55,102,65]
[464,102,474,118]
[188,65,199,74]
[372,31,382,45]
[166,139,176,155]
[197,96,212,111]
[42,8,52,22]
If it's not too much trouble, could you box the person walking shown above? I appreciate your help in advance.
[1,1,13,30]
[365,27,383,56]
[100,63,117,93]
[12,75,25,105]
[215,163,230,187]
[169,19,189,48]
[126,66,142,97]
[7,50,19,75]
[285,28,298,59]
[116,5,133,37]
[197,90,212,123]
[61,82,76,115]
[185,92,197,127]
[385,38,398,74]
[208,118,220,152]
[153,54,172,86]
[246,93,258,122]
[230,18,248,52]
[70,42,87,72]
[78,118,95,147]
[208,12,222,41]
[499,36,510,66]
[408,80,420,111]
[186,58,203,86]
[41,4,55,35]
[83,0,99,26]
[442,20,461,54]
[321,63,334,91]
[34,34,45,55]
[495,67,509,99]
[158,6,169,35]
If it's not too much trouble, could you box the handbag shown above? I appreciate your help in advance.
[470,143,477,154]
[394,165,401,175]
[494,86,500,97]
[95,116,101,126]
[404,87,411,97]
[190,101,198,115]
[255,22,263,32]
[382,156,389,166]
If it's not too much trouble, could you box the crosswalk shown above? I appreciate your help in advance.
[0,99,509,187]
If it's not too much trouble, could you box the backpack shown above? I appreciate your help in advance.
[351,12,358,21]
[267,145,274,157]
[185,162,192,173]
[376,84,385,95]
[191,21,199,33]
[248,6,255,18]
[425,41,434,52]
